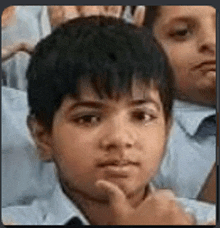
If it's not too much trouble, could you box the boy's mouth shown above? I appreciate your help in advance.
[193,60,216,80]
[97,159,139,167]
[194,60,216,69]
[193,60,216,73]
[97,159,140,177]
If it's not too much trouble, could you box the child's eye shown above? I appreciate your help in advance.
[173,29,188,36]
[169,27,192,41]
[72,114,101,126]
[131,111,156,124]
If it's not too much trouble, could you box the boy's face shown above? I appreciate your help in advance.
[39,80,170,201]
[153,6,216,106]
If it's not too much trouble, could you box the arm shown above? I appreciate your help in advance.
[2,43,34,61]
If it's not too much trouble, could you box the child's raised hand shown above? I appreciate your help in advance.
[2,42,35,61]
[96,180,195,225]
[48,6,123,28]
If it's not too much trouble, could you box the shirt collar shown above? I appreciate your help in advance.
[43,183,90,225]
[44,182,155,225]
[173,100,216,136]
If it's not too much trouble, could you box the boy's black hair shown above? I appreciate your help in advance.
[144,6,160,30]
[26,15,174,131]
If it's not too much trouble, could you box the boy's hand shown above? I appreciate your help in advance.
[96,180,195,225]
[2,42,34,61]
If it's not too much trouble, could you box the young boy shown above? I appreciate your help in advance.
[2,16,215,225]
[144,6,216,203]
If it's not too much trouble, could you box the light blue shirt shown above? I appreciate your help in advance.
[2,52,31,91]
[2,182,216,225]
[2,6,51,47]
[2,86,57,207]
[153,100,216,198]
[2,6,51,90]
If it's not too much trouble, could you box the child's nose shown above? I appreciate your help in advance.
[198,23,216,55]
[100,119,137,152]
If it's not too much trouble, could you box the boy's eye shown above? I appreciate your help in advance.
[132,111,156,124]
[169,26,192,40]
[173,29,188,36]
[72,114,101,126]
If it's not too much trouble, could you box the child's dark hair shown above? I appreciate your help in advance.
[26,15,174,131]
[144,6,160,30]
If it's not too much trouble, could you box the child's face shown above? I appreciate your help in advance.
[153,6,216,106]
[42,81,170,201]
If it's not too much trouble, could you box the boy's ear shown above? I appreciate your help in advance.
[27,115,53,161]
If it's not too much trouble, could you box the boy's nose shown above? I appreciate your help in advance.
[198,23,216,55]
[100,119,137,152]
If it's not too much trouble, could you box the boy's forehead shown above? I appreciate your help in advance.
[158,6,216,21]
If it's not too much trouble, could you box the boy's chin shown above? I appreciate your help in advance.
[61,177,147,204]
[177,87,216,107]
[95,180,148,203]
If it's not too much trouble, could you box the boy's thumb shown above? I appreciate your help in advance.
[96,180,130,212]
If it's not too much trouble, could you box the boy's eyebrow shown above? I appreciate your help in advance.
[67,98,161,111]
[129,99,161,110]
[67,101,104,110]
[162,16,192,27]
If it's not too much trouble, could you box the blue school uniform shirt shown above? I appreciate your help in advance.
[2,182,216,225]
[153,100,216,198]
[2,86,57,207]
[2,6,51,47]
[2,6,51,90]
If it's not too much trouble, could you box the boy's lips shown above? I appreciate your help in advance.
[193,60,216,79]
[193,60,216,71]
[97,159,140,167]
[97,159,140,177]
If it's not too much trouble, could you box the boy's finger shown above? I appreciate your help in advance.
[96,180,131,211]
[106,6,123,18]
[133,6,146,26]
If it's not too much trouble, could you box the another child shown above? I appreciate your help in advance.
[145,6,216,203]
[2,16,215,225]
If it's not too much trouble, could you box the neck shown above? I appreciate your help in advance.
[62,183,149,225]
